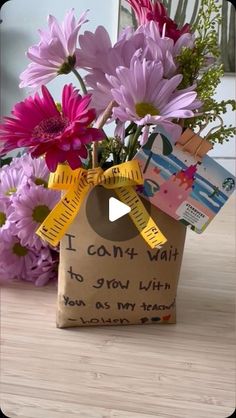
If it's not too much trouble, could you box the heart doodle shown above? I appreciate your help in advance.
[151,317,161,322]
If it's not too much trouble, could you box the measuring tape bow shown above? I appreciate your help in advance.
[36,161,167,249]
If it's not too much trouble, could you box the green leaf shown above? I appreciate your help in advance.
[143,132,173,155]
[143,133,157,151]
[0,157,12,167]
[161,134,173,156]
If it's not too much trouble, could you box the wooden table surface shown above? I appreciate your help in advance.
[1,197,235,418]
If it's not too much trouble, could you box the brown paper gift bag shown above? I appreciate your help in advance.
[56,186,186,328]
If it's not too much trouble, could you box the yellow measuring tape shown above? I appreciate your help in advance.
[36,160,167,249]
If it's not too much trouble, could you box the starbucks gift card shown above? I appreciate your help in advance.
[134,132,235,233]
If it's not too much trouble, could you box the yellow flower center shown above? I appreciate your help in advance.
[32,205,51,223]
[5,187,17,196]
[135,102,159,118]
[0,211,6,227]
[34,178,48,188]
[56,102,62,112]
[12,243,28,257]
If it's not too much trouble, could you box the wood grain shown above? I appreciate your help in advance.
[1,197,235,418]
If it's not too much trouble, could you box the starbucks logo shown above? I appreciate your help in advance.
[222,177,235,192]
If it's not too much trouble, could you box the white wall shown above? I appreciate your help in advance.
[207,75,235,174]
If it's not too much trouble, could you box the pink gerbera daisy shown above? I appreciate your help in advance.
[0,84,104,171]
[9,184,60,251]
[126,0,191,42]
[19,9,88,89]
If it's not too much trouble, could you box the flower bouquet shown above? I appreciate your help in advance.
[0,0,235,327]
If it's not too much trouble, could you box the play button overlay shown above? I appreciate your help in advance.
[109,197,131,222]
[86,186,151,242]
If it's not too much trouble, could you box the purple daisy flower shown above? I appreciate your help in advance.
[19,9,88,89]
[136,21,194,73]
[0,236,41,281]
[77,21,195,115]
[0,163,28,197]
[25,247,59,286]
[0,239,58,286]
[107,58,201,141]
[77,28,144,113]
[16,154,50,187]
[0,198,14,242]
[9,184,60,251]
[77,25,112,72]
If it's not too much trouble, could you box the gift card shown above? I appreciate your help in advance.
[134,132,235,233]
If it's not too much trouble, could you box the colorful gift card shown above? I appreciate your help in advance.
[134,132,235,233]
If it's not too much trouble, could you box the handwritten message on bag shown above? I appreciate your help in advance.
[57,187,186,328]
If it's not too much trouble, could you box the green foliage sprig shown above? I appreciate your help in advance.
[192,0,222,57]
[178,0,221,88]
[177,0,236,144]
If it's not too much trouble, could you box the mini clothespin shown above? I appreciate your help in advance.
[175,115,225,162]
[175,127,212,163]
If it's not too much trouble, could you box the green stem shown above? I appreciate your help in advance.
[143,151,153,174]
[71,68,87,95]
[190,0,199,26]
[125,122,136,137]
[127,126,142,161]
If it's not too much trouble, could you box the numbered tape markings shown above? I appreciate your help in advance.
[37,182,90,246]
[115,186,167,249]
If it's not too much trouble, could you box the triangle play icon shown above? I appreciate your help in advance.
[109,197,131,222]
